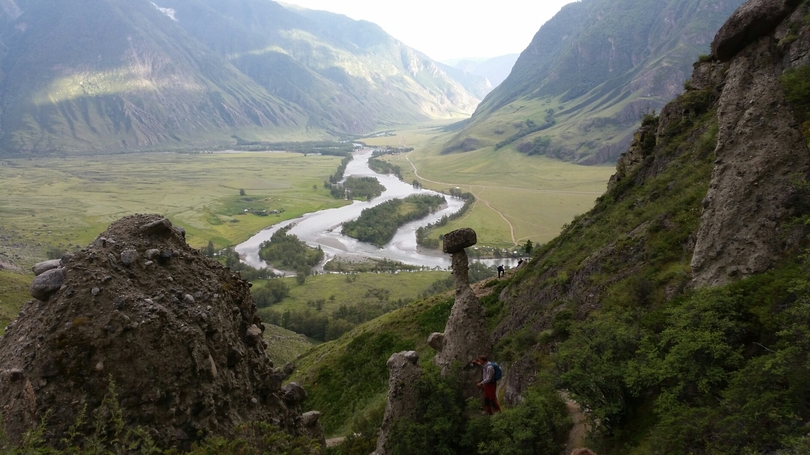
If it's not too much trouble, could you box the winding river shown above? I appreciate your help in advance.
[235,149,521,272]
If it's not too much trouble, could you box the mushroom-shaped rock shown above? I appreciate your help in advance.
[427,332,445,352]
[139,217,173,236]
[442,228,477,254]
[374,351,422,455]
[29,268,64,301]
[711,0,803,61]
[31,260,61,276]
[281,382,308,405]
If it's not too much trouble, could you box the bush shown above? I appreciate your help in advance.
[386,365,570,455]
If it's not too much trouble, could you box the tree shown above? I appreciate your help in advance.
[204,240,215,257]
[524,239,534,255]
[239,188,246,196]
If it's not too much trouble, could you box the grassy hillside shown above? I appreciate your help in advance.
[295,58,810,453]
[445,0,745,164]
[0,270,30,335]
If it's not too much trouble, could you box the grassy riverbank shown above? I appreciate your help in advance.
[364,123,614,248]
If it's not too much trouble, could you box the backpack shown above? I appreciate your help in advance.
[491,362,502,381]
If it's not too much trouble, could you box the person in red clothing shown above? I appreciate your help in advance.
[473,355,501,414]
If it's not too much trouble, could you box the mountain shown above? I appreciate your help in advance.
[447,53,519,89]
[442,0,746,164]
[295,0,810,453]
[0,0,481,156]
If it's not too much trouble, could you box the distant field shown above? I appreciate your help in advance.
[0,152,349,264]
[0,271,30,334]
[364,124,615,247]
[255,270,450,317]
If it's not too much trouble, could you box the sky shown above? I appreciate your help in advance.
[280,0,576,62]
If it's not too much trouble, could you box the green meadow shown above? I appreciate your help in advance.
[255,270,450,317]
[364,124,615,248]
[0,151,348,257]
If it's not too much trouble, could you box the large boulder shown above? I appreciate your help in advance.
[29,268,64,301]
[0,214,322,450]
[711,0,803,61]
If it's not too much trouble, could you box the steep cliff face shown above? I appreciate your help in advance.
[691,0,810,287]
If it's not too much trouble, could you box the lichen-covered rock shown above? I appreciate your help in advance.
[29,268,64,301]
[138,217,173,236]
[374,351,422,455]
[1,214,322,451]
[711,0,802,61]
[31,260,61,276]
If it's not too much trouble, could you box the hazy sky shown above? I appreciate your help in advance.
[280,0,576,62]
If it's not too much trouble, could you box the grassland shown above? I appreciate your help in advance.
[0,151,349,265]
[255,270,450,317]
[262,323,316,366]
[0,271,30,334]
[364,123,615,248]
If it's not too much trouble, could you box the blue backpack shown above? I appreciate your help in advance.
[491,362,503,381]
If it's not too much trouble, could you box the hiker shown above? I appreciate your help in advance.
[497,264,505,278]
[473,355,501,414]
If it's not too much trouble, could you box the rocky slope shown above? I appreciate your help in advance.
[0,214,322,450]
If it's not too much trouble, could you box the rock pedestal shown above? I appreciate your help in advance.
[431,228,491,398]
[373,351,422,455]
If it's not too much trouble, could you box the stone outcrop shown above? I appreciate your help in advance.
[373,351,421,455]
[0,214,323,450]
[431,228,491,398]
[692,1,810,287]
[712,0,803,61]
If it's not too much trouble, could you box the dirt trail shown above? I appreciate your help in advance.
[560,392,590,453]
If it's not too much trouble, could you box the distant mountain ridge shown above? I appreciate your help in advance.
[446,53,519,90]
[444,0,746,164]
[0,0,483,155]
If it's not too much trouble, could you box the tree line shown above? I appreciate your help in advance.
[342,194,446,246]
[416,189,475,249]
[258,225,324,278]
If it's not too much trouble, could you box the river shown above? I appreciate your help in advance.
[235,149,523,273]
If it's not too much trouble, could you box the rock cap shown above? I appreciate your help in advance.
[712,0,803,61]
[442,228,477,254]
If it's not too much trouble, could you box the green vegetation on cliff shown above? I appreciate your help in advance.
[297,57,810,453]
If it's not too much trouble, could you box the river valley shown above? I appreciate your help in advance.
[235,149,522,273]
